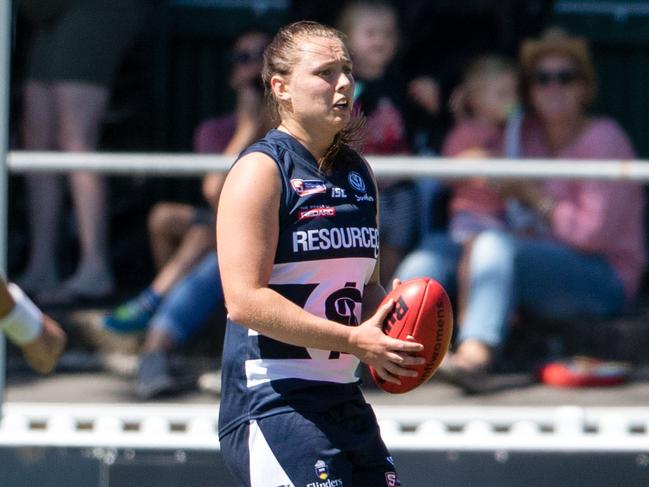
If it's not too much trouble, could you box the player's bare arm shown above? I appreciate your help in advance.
[217,152,422,383]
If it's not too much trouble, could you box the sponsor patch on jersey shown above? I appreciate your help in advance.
[348,171,366,193]
[298,206,336,221]
[385,472,400,487]
[292,227,379,258]
[355,194,374,203]
[291,179,327,196]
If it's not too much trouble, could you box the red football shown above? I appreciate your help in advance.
[370,278,453,394]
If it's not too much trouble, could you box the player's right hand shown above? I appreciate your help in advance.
[349,299,424,384]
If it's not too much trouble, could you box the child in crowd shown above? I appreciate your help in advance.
[338,0,440,286]
[444,54,520,243]
[439,54,520,321]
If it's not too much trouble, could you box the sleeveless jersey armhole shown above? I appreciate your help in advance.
[234,147,290,230]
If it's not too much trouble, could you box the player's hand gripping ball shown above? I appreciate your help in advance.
[370,278,453,394]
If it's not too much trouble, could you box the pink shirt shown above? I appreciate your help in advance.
[192,114,237,154]
[443,120,505,217]
[521,116,646,298]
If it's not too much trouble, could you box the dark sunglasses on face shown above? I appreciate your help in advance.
[230,47,265,65]
[531,69,581,86]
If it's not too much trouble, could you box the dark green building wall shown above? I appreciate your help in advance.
[155,1,649,158]
[161,2,289,151]
[553,1,649,158]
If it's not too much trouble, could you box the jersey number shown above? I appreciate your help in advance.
[272,282,362,359]
[325,282,362,359]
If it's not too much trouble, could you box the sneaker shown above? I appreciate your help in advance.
[103,298,155,334]
[135,351,175,399]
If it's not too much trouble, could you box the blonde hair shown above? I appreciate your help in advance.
[453,54,518,118]
[262,20,365,171]
[463,55,518,93]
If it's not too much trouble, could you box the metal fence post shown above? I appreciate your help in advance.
[0,0,13,416]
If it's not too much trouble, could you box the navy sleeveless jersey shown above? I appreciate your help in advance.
[218,129,379,438]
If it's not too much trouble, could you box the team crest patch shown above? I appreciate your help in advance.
[348,171,366,193]
[315,460,329,480]
[290,179,327,197]
[385,471,400,487]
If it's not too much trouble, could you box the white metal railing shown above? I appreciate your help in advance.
[2,403,649,452]
[4,150,649,447]
[7,151,649,181]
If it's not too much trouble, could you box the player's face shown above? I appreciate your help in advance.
[529,54,587,122]
[279,37,354,133]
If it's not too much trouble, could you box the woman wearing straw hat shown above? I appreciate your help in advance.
[397,28,645,390]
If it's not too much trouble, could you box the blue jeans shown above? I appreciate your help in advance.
[150,252,223,344]
[395,230,626,348]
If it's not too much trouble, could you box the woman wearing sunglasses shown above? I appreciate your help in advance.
[401,28,645,390]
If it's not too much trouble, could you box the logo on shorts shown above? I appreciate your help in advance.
[385,472,401,487]
[348,171,366,193]
[291,179,327,197]
[306,460,345,486]
[315,460,329,480]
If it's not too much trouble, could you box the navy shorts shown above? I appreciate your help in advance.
[219,401,401,487]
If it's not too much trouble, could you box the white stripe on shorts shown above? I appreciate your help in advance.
[248,419,294,487]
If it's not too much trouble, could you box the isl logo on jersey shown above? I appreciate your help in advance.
[348,171,366,193]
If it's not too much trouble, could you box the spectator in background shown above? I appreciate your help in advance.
[337,0,440,286]
[102,30,272,399]
[398,54,519,322]
[16,0,144,304]
[400,28,646,389]
[445,55,519,243]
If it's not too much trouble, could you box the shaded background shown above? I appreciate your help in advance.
[6,0,649,301]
